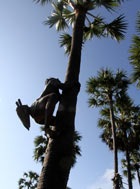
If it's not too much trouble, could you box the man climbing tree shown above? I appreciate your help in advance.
[17,0,127,188]
[16,78,65,138]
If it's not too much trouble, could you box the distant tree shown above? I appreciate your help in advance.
[18,170,72,189]
[18,126,79,188]
[86,68,130,189]
[117,99,140,189]
[121,148,140,186]
[130,150,140,185]
[33,127,49,164]
[129,11,140,87]
[33,127,82,167]
[98,94,140,189]
[18,171,39,189]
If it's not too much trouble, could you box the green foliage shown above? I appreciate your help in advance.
[33,127,81,167]
[93,0,119,11]
[98,94,140,151]
[33,0,51,4]
[136,11,140,34]
[83,16,106,40]
[104,15,127,41]
[45,2,69,31]
[18,171,39,189]
[129,11,140,88]
[59,33,72,54]
[35,0,127,54]
[33,134,48,164]
[86,68,130,107]
[71,131,82,166]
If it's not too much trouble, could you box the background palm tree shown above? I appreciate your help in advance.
[130,150,140,185]
[129,11,140,87]
[18,171,39,189]
[97,92,140,189]
[33,127,81,167]
[33,126,49,165]
[18,171,72,189]
[86,68,130,189]
[18,126,80,189]
[32,1,127,188]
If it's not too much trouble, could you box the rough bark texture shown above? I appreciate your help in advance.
[109,97,119,189]
[126,149,133,189]
[135,164,140,185]
[37,9,86,189]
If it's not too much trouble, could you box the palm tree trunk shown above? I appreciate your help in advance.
[65,9,86,82]
[135,164,140,185]
[126,149,133,189]
[109,97,119,189]
[37,9,86,189]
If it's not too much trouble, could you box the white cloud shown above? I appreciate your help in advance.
[87,169,114,189]
[87,169,139,189]
[102,168,114,181]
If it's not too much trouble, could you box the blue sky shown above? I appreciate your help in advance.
[0,0,140,189]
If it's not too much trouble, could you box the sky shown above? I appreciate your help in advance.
[0,0,140,189]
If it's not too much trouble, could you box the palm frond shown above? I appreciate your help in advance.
[136,11,140,34]
[33,145,46,163]
[34,135,47,146]
[129,35,140,65]
[83,16,105,40]
[131,66,140,88]
[18,178,25,185]
[33,0,51,5]
[63,8,75,26]
[94,0,119,11]
[45,14,68,31]
[104,15,127,41]
[33,135,48,163]
[100,108,110,118]
[129,12,140,87]
[71,130,82,167]
[44,2,68,31]
[59,33,72,54]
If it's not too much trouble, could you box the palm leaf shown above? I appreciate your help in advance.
[59,33,72,54]
[33,135,48,163]
[71,131,82,167]
[18,178,25,185]
[34,135,47,146]
[45,2,68,31]
[63,8,75,26]
[94,0,120,11]
[129,35,140,65]
[45,14,68,31]
[136,11,140,34]
[83,16,105,40]
[131,66,140,88]
[33,0,51,4]
[104,15,127,41]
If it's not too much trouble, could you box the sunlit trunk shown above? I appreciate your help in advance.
[135,164,140,185]
[126,149,133,189]
[37,9,86,189]
[109,96,119,189]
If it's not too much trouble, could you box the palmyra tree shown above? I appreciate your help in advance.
[32,1,127,188]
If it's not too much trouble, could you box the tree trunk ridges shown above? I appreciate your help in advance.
[37,132,74,189]
[135,165,140,185]
[126,149,133,189]
[37,70,80,188]
[65,10,86,82]
[109,98,119,189]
